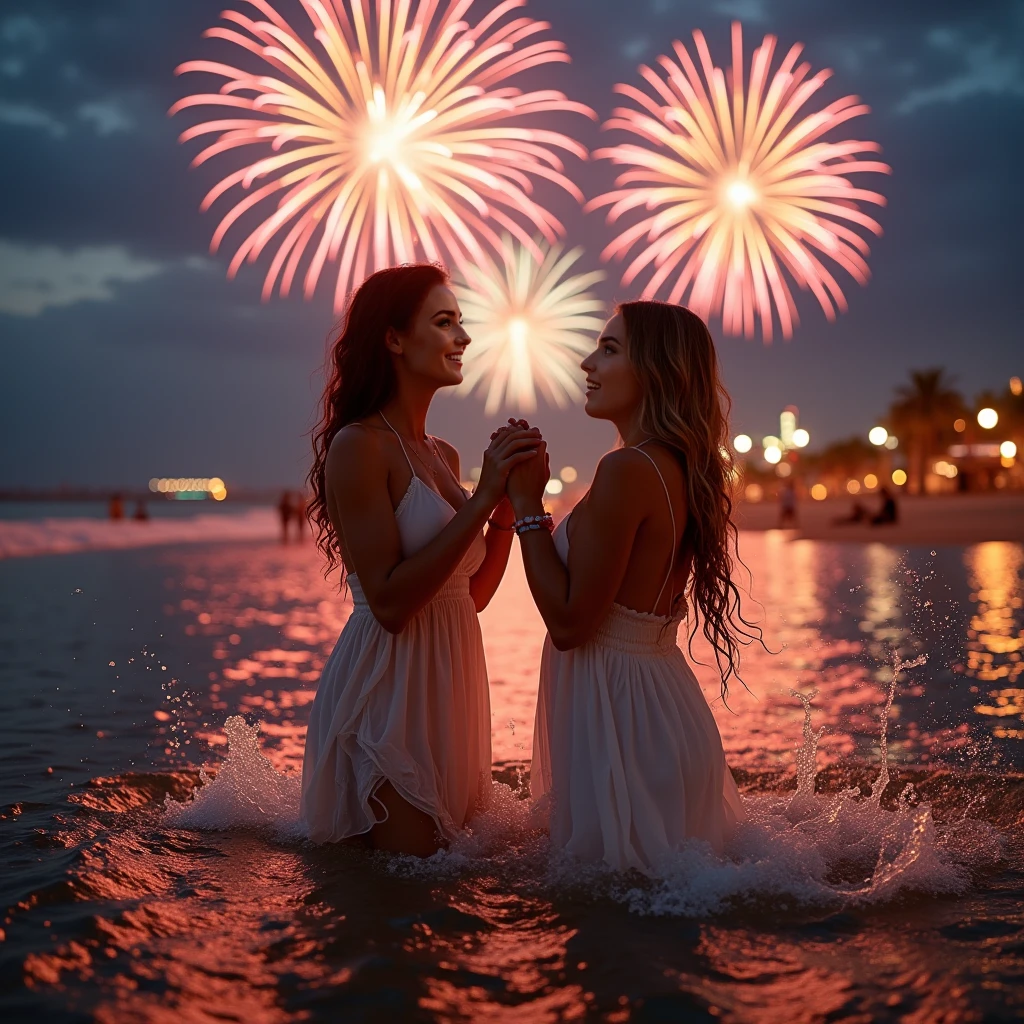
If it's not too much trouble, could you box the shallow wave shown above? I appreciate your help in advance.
[158,690,1010,918]
[0,509,277,559]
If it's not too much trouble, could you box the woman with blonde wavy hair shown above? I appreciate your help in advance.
[505,300,756,873]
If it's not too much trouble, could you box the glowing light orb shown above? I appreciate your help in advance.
[1001,441,1017,459]
[868,426,889,446]
[171,0,594,311]
[733,433,752,453]
[726,180,756,208]
[810,483,827,500]
[559,466,579,483]
[792,427,810,448]
[764,445,782,464]
[545,479,564,495]
[454,237,606,414]
[977,408,999,429]
[892,468,907,486]
[589,21,890,340]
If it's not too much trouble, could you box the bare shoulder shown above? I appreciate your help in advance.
[326,422,386,477]
[433,436,461,474]
[592,447,660,490]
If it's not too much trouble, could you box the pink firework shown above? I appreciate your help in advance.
[170,0,593,310]
[589,22,891,340]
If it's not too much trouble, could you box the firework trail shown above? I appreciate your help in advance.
[589,21,890,340]
[454,237,605,413]
[171,0,594,310]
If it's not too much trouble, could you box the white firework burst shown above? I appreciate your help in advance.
[454,238,606,414]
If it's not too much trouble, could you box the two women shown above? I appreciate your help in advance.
[300,264,753,871]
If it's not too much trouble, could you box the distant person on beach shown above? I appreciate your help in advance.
[778,479,798,528]
[132,500,149,522]
[871,487,898,526]
[277,491,293,544]
[108,494,124,521]
[300,264,542,857]
[506,301,756,873]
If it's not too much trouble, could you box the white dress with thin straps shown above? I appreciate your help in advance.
[530,446,744,874]
[300,423,490,842]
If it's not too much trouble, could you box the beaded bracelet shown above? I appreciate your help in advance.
[513,513,553,536]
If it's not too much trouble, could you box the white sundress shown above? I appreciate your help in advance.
[530,444,744,873]
[301,420,490,842]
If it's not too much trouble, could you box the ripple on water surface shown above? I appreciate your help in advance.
[1,535,1023,1021]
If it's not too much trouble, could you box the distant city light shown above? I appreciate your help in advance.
[1011,376,1022,397]
[864,473,878,489]
[953,418,967,433]
[891,469,907,486]
[977,407,999,429]
[762,435,780,450]
[776,462,792,477]
[810,483,827,501]
[933,461,958,479]
[764,445,782,465]
[149,477,227,500]
[545,479,564,495]
[733,434,753,454]
[744,483,763,503]
[1001,441,1017,459]
[884,435,899,450]
[559,466,578,483]
[792,428,810,448]
[868,426,888,446]
[847,479,861,494]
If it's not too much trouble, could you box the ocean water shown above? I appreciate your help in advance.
[1,531,1022,1022]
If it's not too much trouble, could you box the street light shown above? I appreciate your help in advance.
[792,428,810,448]
[733,434,752,454]
[977,408,999,429]
[1001,441,1017,459]
[868,426,888,446]
[764,445,782,465]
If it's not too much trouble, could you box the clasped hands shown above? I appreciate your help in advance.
[480,418,550,529]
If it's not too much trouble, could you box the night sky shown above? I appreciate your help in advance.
[1,0,1021,489]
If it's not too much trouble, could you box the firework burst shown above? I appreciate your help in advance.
[171,0,594,310]
[589,22,890,340]
[454,237,605,413]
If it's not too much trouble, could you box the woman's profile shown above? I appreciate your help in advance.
[506,300,757,873]
[301,263,542,856]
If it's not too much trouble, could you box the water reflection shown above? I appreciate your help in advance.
[966,542,1024,741]
[4,535,1024,1022]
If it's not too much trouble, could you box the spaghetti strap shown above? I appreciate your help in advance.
[633,442,677,614]
[378,413,416,475]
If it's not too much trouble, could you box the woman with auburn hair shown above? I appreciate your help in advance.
[505,300,756,873]
[302,263,542,856]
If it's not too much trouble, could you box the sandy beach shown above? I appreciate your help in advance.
[734,491,1024,545]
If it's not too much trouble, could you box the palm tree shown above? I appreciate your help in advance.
[888,368,966,494]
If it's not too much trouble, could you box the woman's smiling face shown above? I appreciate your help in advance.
[392,284,470,388]
[580,313,642,422]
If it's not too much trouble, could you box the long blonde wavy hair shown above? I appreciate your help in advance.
[619,300,763,700]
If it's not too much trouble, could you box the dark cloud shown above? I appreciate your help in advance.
[0,0,1021,487]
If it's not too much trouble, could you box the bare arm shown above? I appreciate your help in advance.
[432,437,516,612]
[330,425,540,633]
[508,448,649,650]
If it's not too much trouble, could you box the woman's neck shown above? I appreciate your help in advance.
[615,411,650,448]
[380,383,434,440]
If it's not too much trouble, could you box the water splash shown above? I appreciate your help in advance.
[164,660,1002,916]
[164,716,301,833]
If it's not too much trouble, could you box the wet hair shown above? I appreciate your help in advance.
[307,263,449,576]
[618,299,764,700]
